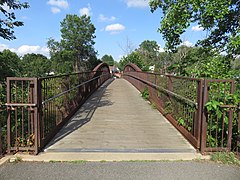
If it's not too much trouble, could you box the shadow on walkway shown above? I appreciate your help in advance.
[44,78,115,150]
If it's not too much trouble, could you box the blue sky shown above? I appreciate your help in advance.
[0,0,206,61]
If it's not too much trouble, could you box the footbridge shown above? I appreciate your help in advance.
[4,63,239,157]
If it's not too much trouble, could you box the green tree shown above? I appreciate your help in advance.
[137,40,160,67]
[21,53,52,77]
[119,51,149,71]
[186,55,237,79]
[0,49,21,126]
[48,14,96,73]
[231,56,240,70]
[87,55,101,70]
[0,49,21,81]
[101,54,114,66]
[0,0,29,40]
[157,51,171,70]
[167,45,204,75]
[149,0,240,56]
[164,46,239,79]
[47,38,76,74]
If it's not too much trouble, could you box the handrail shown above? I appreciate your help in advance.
[42,74,108,105]
[125,72,198,107]
[38,71,96,80]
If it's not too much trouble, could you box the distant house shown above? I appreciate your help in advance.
[109,65,121,78]
[149,65,155,72]
[109,66,120,73]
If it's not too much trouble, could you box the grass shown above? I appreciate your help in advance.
[39,152,240,166]
[49,160,88,163]
[70,160,88,164]
[210,152,240,166]
[100,160,107,163]
[141,88,149,100]
[9,156,22,163]
[121,160,169,163]
[151,102,157,109]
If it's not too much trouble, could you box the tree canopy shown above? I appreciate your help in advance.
[119,51,149,71]
[0,49,21,81]
[149,0,240,56]
[48,14,96,73]
[0,0,29,40]
[101,54,114,66]
[137,40,160,66]
[21,53,51,77]
[118,40,166,72]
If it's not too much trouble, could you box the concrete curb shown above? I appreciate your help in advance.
[0,155,14,166]
[14,152,211,162]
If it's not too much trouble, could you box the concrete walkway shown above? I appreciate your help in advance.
[46,78,194,152]
[20,78,200,161]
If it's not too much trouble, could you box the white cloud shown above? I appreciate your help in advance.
[47,0,69,9]
[0,43,15,52]
[182,40,193,47]
[0,43,49,57]
[191,25,204,31]
[125,0,149,8]
[98,14,116,22]
[79,4,92,16]
[105,24,125,33]
[17,45,49,57]
[18,45,43,55]
[0,43,9,51]
[159,48,165,52]
[156,43,165,52]
[51,7,61,14]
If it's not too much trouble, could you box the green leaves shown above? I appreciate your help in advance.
[48,14,97,73]
[119,51,150,71]
[149,0,240,56]
[205,100,223,111]
[101,55,114,66]
[178,117,185,126]
[21,53,51,77]
[141,88,149,100]
[0,49,21,81]
[0,0,29,40]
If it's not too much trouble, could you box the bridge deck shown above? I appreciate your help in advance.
[45,78,195,153]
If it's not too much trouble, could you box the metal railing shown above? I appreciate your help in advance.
[201,79,236,153]
[123,63,239,154]
[123,70,203,149]
[0,83,7,156]
[1,62,238,155]
[0,106,5,157]
[5,63,111,154]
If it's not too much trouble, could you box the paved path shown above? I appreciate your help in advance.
[45,78,194,154]
[0,161,239,180]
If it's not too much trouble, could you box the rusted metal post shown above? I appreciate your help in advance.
[154,74,157,85]
[37,78,43,153]
[0,122,2,156]
[33,78,39,155]
[194,79,204,148]
[6,78,11,154]
[237,105,240,156]
[168,75,172,91]
[167,75,173,94]
[200,79,208,154]
[226,81,235,151]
